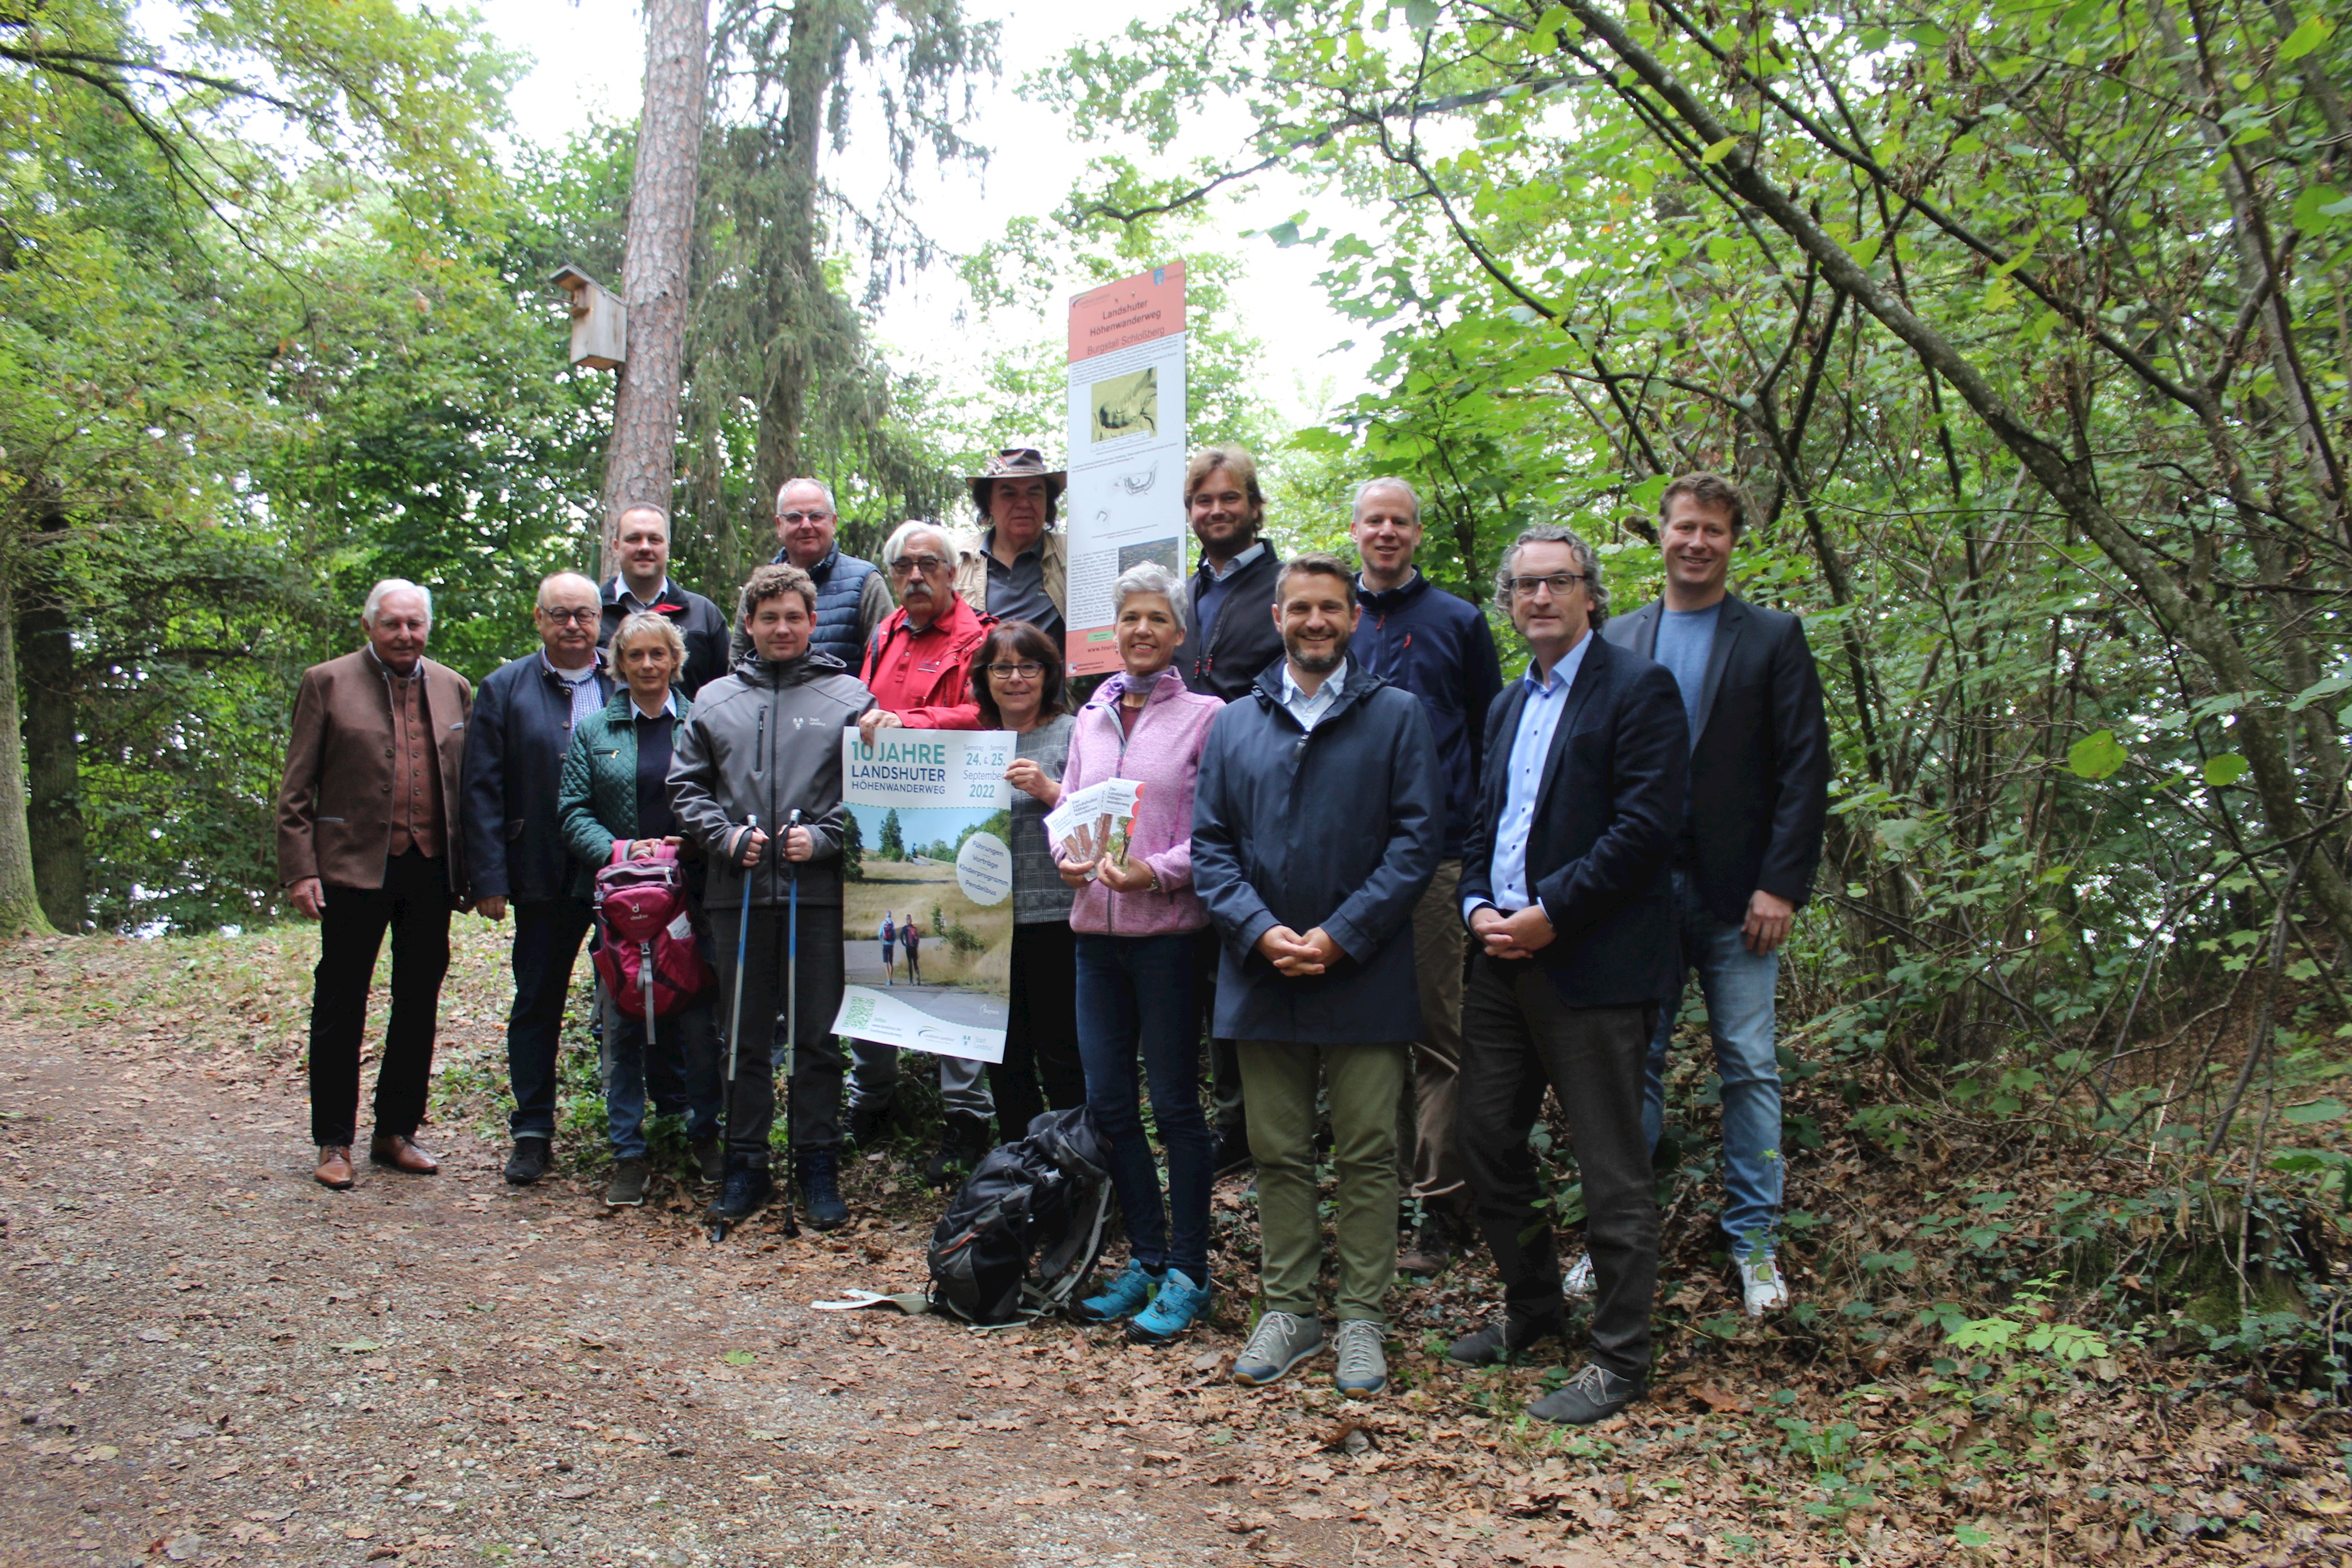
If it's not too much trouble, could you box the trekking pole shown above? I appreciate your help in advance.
[709,813,758,1244]
[777,807,803,1240]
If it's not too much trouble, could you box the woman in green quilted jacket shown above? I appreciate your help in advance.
[558,611,722,1207]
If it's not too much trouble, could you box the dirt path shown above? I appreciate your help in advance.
[0,1027,1350,1568]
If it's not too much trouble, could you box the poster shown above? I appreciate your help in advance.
[1063,262,1189,676]
[830,730,1016,1064]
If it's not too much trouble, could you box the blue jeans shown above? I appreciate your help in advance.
[1075,932,1212,1282]
[601,989,722,1161]
[1644,869,1783,1257]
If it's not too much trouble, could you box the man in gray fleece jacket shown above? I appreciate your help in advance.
[669,563,875,1229]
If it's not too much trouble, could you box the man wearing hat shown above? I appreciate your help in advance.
[952,443,1067,648]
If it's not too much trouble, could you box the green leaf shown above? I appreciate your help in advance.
[722,1349,756,1366]
[2278,17,2333,61]
[1404,0,1440,32]
[2288,674,2352,711]
[2284,1098,2348,1125]
[2067,730,2127,780]
[1954,1523,1993,1548]
[1700,136,1740,165]
[2202,753,2249,787]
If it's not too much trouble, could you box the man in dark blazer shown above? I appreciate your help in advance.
[276,580,473,1191]
[1593,473,1830,1315]
[1446,525,1686,1424]
[462,572,616,1187]
[599,503,730,698]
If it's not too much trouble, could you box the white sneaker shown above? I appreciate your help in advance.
[1738,1255,1790,1315]
[1560,1252,1595,1299]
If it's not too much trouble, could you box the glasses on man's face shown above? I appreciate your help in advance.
[541,606,600,625]
[778,509,834,525]
[986,661,1045,680]
[1509,572,1587,601]
[889,555,949,577]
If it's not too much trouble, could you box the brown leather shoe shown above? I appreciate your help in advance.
[315,1145,355,1190]
[369,1133,439,1175]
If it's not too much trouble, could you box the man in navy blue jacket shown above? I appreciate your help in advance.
[1447,525,1686,1425]
[462,572,616,1188]
[1349,478,1503,1275]
[1192,554,1441,1397]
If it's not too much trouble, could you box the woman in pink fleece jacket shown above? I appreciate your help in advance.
[1055,564,1224,1344]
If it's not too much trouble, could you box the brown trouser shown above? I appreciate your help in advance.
[1398,860,1469,1210]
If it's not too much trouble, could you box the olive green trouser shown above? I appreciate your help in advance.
[1238,1037,1409,1325]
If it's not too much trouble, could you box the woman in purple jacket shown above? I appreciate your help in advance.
[1057,563,1225,1342]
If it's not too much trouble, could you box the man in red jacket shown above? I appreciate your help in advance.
[857,520,993,743]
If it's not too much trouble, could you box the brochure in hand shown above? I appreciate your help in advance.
[1045,779,1144,873]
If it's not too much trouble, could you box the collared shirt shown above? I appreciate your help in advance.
[629,691,679,723]
[1278,657,1348,733]
[611,575,678,615]
[368,646,446,860]
[1465,633,1595,922]
[1193,539,1267,653]
[544,651,604,727]
[982,529,1062,640]
[631,693,680,843]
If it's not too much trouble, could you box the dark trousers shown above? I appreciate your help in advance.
[308,852,451,1147]
[1197,927,1245,1136]
[506,897,595,1140]
[1456,953,1658,1382]
[992,919,1085,1140]
[1077,931,1212,1282]
[711,901,846,1167]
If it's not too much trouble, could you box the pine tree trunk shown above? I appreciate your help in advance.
[19,584,83,933]
[0,577,59,938]
[599,0,710,576]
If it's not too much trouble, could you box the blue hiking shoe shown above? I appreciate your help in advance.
[1076,1260,1161,1323]
[1125,1268,1210,1344]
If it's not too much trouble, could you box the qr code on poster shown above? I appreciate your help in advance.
[842,995,876,1030]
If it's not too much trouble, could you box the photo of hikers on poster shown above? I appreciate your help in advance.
[832,730,1016,1063]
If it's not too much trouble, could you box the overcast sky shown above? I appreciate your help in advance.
[472,0,1378,429]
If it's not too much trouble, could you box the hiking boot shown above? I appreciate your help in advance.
[1561,1251,1595,1300]
[704,1164,773,1225]
[1076,1260,1161,1324]
[691,1134,726,1186]
[1738,1253,1790,1316]
[605,1158,649,1208]
[314,1145,354,1190]
[1448,1312,1568,1367]
[1398,1215,1461,1277]
[1212,1126,1254,1179]
[796,1149,848,1231]
[848,1097,895,1149]
[924,1111,993,1186]
[1526,1363,1643,1425]
[1333,1319,1388,1397]
[504,1136,551,1186]
[1231,1310,1324,1388]
[1126,1269,1210,1344]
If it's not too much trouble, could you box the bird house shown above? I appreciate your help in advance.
[551,264,626,371]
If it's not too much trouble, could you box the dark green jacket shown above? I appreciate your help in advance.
[558,688,695,900]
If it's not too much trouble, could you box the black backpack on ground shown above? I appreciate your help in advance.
[926,1106,1113,1325]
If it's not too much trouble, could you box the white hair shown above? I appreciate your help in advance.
[1111,562,1189,635]
[883,519,953,565]
[1352,476,1421,522]
[776,477,838,513]
[362,578,432,628]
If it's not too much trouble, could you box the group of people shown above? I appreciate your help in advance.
[273,440,1828,1426]
[875,912,924,985]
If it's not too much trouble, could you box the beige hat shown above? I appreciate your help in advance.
[966,442,1067,513]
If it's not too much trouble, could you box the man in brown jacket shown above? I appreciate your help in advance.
[276,579,473,1190]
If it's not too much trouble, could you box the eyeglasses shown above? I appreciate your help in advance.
[778,509,834,525]
[889,555,950,576]
[985,662,1045,680]
[540,606,600,624]
[1508,572,1587,600]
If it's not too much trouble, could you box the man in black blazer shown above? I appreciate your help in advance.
[461,572,616,1188]
[1592,474,1830,1317]
[1446,525,1686,1424]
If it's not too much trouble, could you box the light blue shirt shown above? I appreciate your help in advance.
[1279,657,1348,733]
[1653,602,1721,745]
[544,652,605,727]
[1464,633,1595,923]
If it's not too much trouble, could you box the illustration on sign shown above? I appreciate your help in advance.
[831,730,1016,1063]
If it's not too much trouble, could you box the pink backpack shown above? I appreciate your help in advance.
[591,843,716,1031]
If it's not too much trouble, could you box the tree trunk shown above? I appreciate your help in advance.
[752,0,852,506]
[18,568,83,933]
[0,575,59,938]
[598,0,710,576]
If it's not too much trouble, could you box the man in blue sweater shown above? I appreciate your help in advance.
[1350,479,1503,1275]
